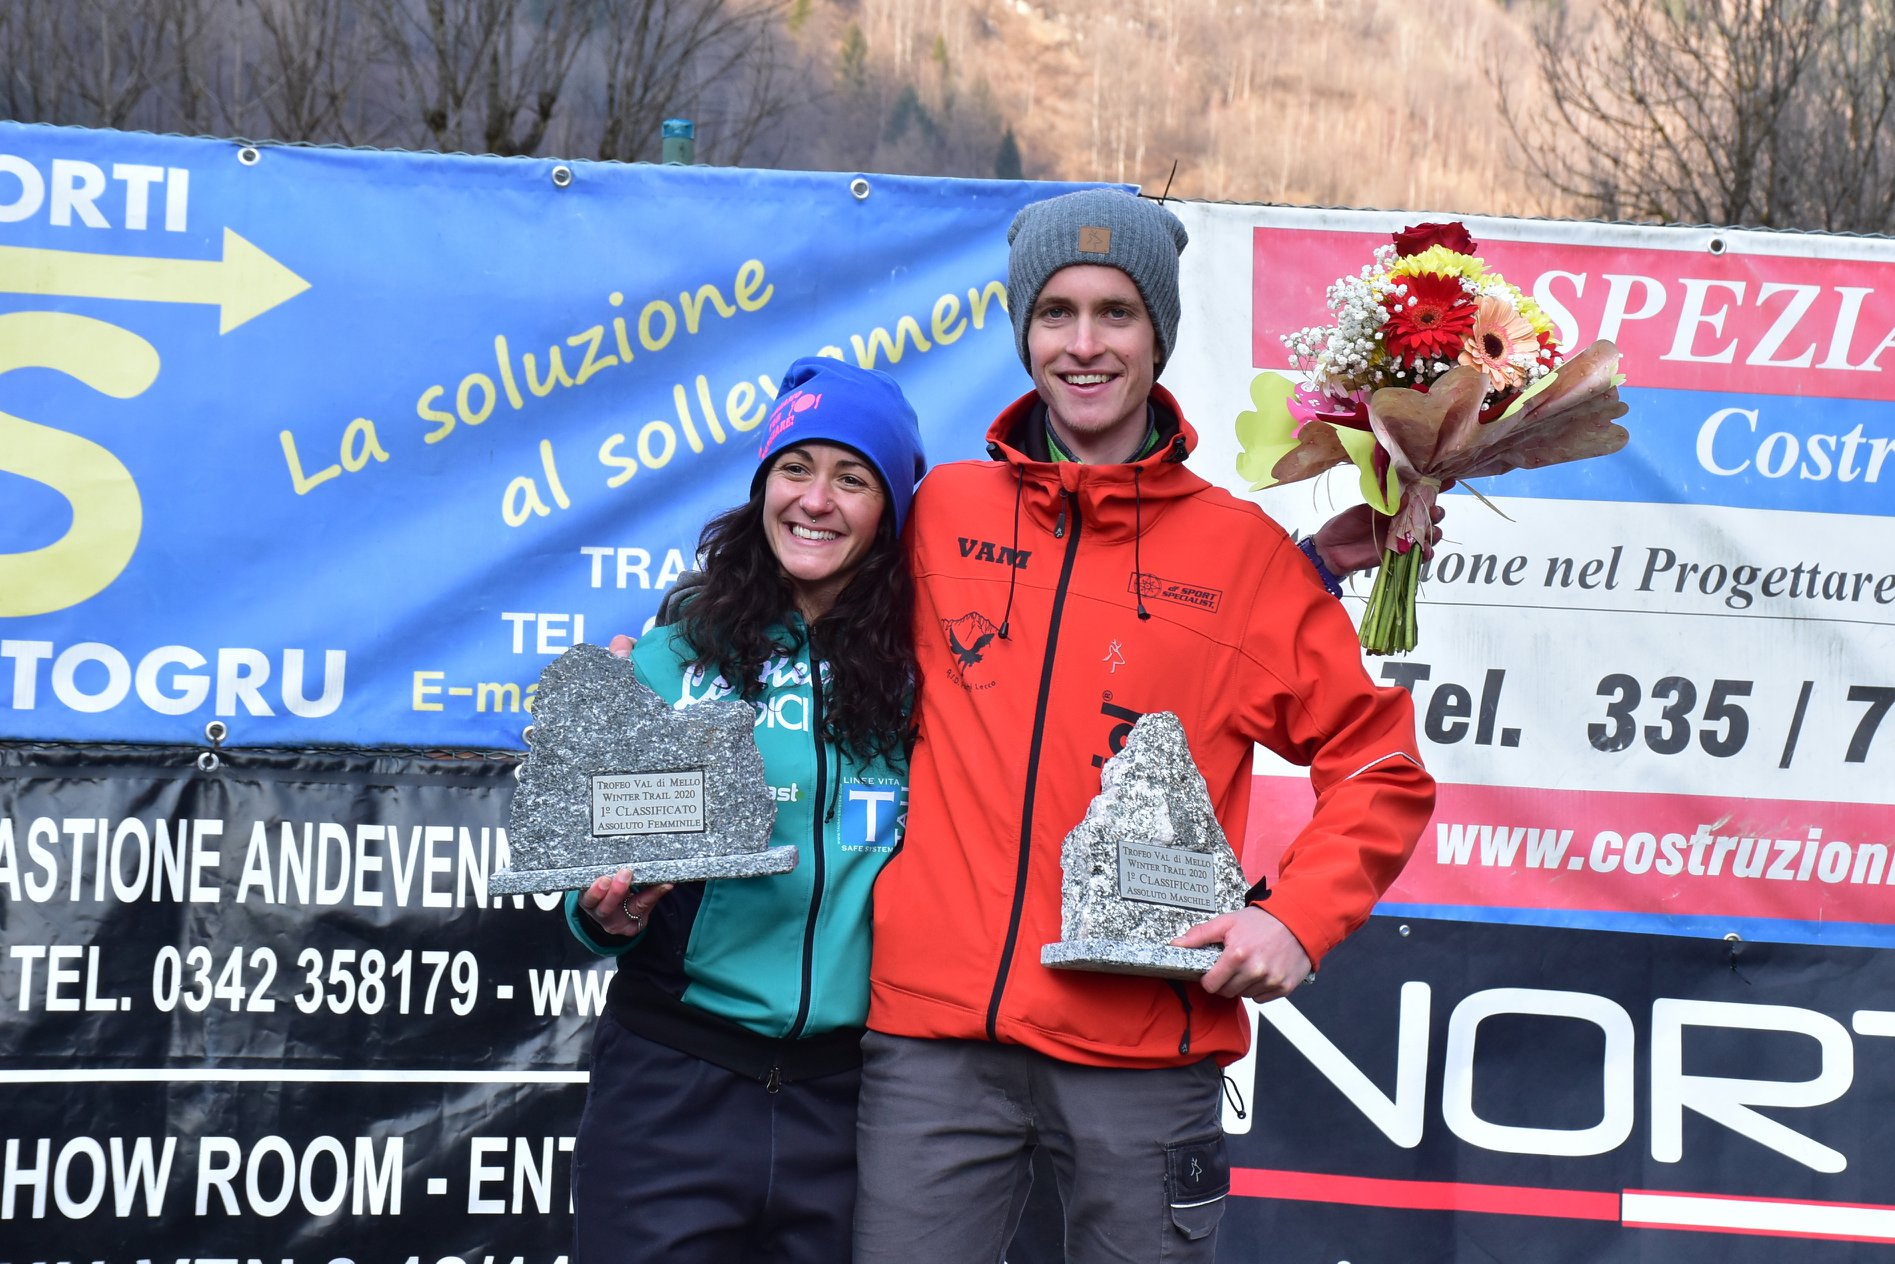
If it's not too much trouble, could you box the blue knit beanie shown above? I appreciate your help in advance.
[751,357,927,532]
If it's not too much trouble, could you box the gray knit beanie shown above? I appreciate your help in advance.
[1006,188,1189,376]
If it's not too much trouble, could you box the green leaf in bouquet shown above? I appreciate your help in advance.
[1235,371,1398,512]
[1234,371,1303,488]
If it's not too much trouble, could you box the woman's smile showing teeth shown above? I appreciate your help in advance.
[762,441,888,619]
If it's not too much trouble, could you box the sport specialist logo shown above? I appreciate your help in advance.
[941,611,1001,689]
[1130,571,1223,613]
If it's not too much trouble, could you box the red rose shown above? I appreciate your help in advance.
[1393,221,1476,257]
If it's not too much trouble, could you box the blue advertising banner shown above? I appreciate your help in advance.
[0,121,1081,748]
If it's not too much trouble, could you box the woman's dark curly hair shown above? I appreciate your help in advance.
[673,481,915,764]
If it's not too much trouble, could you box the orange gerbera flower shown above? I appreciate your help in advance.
[1457,296,1538,390]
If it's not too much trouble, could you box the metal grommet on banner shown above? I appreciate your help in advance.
[521,725,534,746]
[1397,924,1411,938]
[1707,236,1727,255]
[199,720,226,773]
[551,165,573,188]
[237,146,260,166]
[850,176,872,201]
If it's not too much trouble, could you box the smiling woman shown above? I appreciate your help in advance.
[762,441,888,620]
[560,356,926,1264]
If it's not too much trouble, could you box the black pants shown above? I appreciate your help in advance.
[572,1017,861,1264]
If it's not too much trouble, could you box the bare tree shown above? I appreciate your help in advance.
[370,0,594,155]
[251,0,391,145]
[589,0,796,165]
[4,0,171,130]
[1496,0,1895,231]
[0,0,71,123]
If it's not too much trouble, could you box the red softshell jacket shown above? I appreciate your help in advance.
[867,387,1436,1068]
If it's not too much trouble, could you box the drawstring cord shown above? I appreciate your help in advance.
[1221,1073,1248,1122]
[998,464,1024,639]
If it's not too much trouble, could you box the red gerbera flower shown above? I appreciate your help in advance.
[1382,273,1476,367]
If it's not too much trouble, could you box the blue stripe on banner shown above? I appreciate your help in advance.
[1473,385,1895,516]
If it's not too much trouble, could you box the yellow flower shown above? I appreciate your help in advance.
[1387,245,1486,283]
[1457,296,1538,390]
[1514,291,1557,338]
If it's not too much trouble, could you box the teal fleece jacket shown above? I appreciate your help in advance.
[564,620,907,1040]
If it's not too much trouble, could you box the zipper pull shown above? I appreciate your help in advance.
[1053,495,1068,539]
[766,1064,783,1094]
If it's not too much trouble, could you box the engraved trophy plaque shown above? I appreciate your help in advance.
[491,643,796,894]
[1041,712,1250,979]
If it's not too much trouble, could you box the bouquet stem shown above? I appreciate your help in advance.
[1360,544,1422,655]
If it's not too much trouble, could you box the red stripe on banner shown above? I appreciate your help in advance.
[1234,1172,1895,1243]
[1250,225,1895,401]
[1230,1167,1621,1221]
[1245,775,1895,927]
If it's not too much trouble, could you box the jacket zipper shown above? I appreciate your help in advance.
[986,488,1082,1041]
[787,644,828,1040]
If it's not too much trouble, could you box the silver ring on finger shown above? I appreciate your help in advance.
[621,896,644,929]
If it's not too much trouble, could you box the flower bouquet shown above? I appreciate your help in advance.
[1236,221,1631,654]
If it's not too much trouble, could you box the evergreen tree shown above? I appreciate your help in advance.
[838,23,869,94]
[995,126,1024,180]
[886,82,937,143]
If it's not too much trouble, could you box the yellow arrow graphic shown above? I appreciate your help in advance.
[0,227,310,333]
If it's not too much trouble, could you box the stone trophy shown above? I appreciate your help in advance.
[490,642,796,895]
[1041,712,1250,979]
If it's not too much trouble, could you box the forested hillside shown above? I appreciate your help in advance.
[1,0,1558,215]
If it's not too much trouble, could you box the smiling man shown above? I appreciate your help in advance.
[854,188,1437,1263]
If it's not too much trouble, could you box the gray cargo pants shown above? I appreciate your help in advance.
[852,1032,1230,1263]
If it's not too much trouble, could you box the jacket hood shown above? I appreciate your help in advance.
[980,383,1208,544]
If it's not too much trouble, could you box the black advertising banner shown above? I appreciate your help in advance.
[1217,917,1895,1263]
[11,745,1895,1260]
[0,742,601,1262]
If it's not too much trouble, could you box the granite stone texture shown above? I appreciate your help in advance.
[491,643,791,894]
[1041,711,1249,980]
